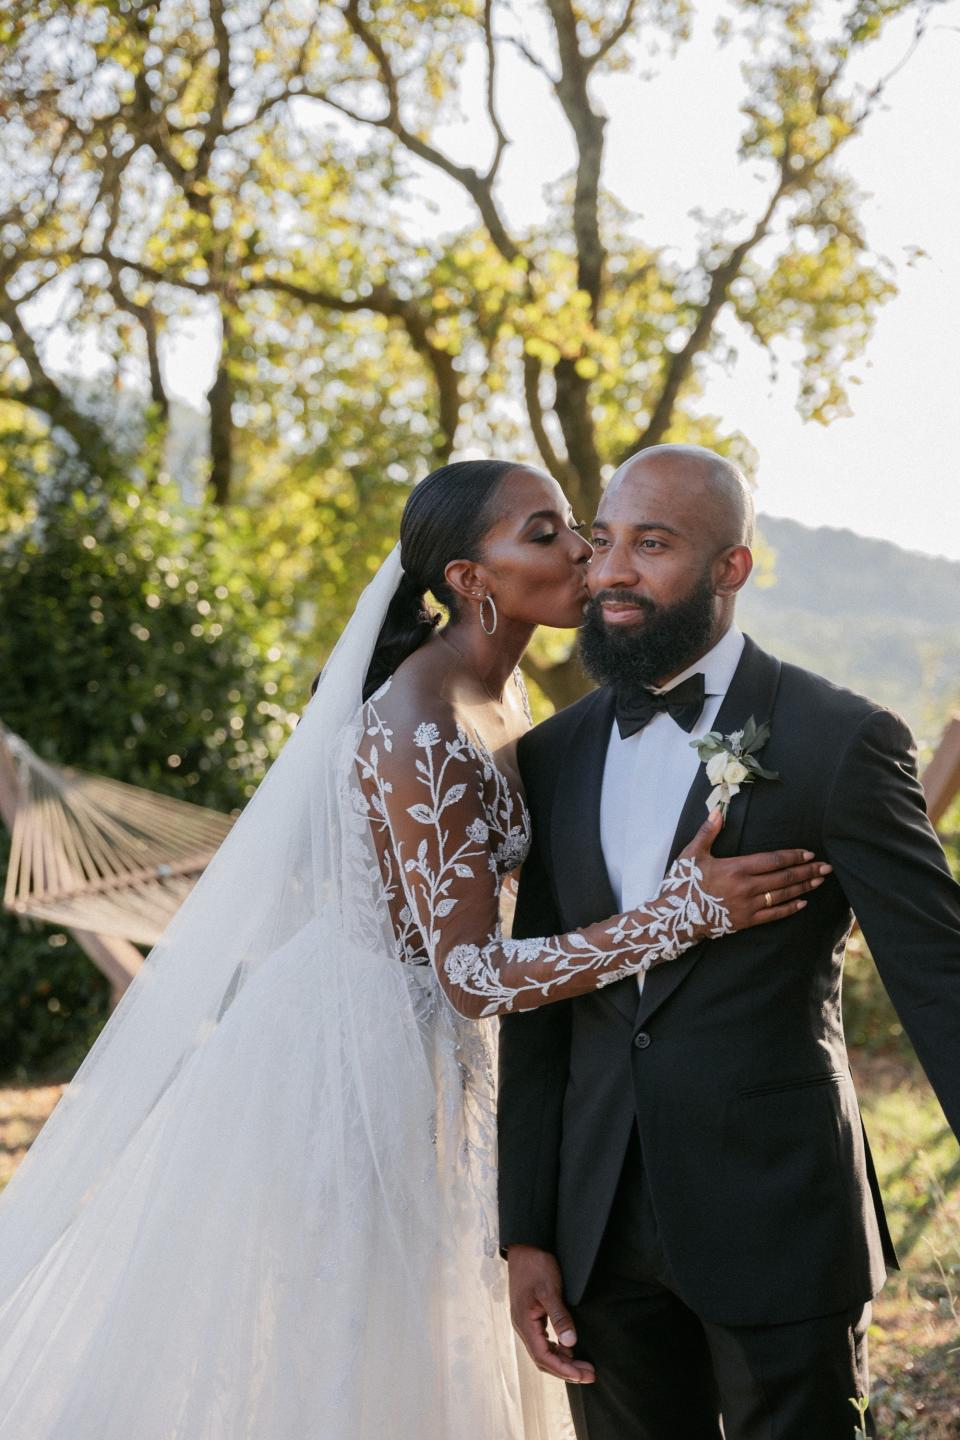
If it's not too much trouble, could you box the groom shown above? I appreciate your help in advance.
[497,445,960,1439]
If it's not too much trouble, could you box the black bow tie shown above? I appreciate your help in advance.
[614,672,707,739]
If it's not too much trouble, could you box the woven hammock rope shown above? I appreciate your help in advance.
[2,730,233,946]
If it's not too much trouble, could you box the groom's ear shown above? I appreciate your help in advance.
[714,544,753,597]
[443,558,488,606]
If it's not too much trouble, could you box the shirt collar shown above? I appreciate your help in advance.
[653,625,744,699]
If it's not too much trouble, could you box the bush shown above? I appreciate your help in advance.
[0,458,304,1077]
[843,793,960,1059]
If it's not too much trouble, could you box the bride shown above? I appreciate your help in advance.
[0,460,823,1439]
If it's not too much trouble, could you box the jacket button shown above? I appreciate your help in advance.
[633,1031,651,1050]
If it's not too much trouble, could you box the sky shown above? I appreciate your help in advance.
[43,0,960,562]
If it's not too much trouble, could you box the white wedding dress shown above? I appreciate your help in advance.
[0,548,724,1438]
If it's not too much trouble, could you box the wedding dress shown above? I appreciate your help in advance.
[0,547,727,1439]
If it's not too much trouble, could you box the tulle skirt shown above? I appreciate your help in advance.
[0,919,571,1439]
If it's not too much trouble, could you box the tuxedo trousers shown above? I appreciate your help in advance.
[565,1128,875,1440]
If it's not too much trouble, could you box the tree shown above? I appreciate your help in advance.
[0,0,928,704]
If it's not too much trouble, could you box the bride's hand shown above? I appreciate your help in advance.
[680,809,831,932]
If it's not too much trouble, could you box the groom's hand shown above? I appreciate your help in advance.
[507,1245,596,1385]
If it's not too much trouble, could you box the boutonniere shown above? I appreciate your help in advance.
[690,716,779,819]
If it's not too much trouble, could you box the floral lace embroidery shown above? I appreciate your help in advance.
[355,685,732,1019]
[357,689,529,972]
[442,857,731,1014]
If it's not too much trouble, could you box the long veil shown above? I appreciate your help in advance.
[0,547,571,1439]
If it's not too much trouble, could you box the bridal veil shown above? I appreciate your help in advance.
[0,547,570,1439]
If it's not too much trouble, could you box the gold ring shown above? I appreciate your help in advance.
[764,891,773,908]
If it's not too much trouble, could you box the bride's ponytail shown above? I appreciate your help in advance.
[360,459,514,703]
[362,570,440,702]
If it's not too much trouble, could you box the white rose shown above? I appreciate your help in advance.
[706,752,749,787]
[705,752,728,785]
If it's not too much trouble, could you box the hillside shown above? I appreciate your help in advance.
[740,516,959,746]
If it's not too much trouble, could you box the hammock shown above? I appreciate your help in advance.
[1,728,233,946]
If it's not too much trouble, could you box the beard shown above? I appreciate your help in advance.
[578,572,717,692]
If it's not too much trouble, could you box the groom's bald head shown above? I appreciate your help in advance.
[605,445,755,550]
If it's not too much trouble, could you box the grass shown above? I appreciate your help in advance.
[0,1082,64,1189]
[852,1050,960,1439]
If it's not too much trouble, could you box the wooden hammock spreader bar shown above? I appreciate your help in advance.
[922,717,960,829]
[8,849,217,908]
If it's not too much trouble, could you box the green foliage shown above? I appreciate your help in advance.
[0,455,306,1076]
[842,932,910,1057]
[843,794,960,1060]
[0,464,303,800]
[0,888,110,1084]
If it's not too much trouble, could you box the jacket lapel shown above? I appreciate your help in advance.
[636,635,783,1028]
[550,687,639,1023]
[550,686,618,924]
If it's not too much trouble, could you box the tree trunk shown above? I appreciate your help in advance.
[523,650,594,713]
[207,309,234,506]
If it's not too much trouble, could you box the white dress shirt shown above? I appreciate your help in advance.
[599,628,745,976]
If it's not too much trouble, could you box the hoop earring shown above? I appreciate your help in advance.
[479,593,498,636]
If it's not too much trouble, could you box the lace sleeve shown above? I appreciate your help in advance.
[356,696,732,1020]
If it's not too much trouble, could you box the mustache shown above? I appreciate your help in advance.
[587,590,655,614]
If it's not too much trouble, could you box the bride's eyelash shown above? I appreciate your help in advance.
[531,520,584,544]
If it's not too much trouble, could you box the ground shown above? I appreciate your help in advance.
[1,1054,957,1436]
[852,1053,960,1439]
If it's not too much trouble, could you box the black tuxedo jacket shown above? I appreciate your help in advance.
[497,636,960,1327]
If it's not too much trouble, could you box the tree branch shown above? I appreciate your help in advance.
[502,33,559,81]
[481,0,509,184]
[636,181,787,454]
[106,273,168,419]
[587,0,639,69]
[544,0,607,311]
[222,16,324,140]
[630,34,894,460]
[297,2,524,267]
[0,283,114,466]
[86,250,215,296]
[522,353,580,494]
[193,0,234,188]
[255,276,462,458]
[519,1,608,503]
